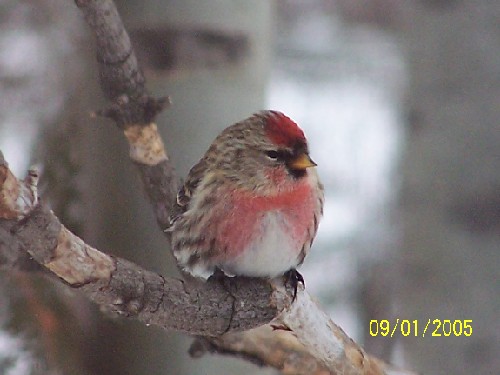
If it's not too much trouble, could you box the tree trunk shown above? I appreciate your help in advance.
[397,1,500,374]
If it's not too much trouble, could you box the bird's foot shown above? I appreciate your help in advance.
[284,269,305,302]
[208,267,227,283]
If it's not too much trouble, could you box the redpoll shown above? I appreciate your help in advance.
[171,110,323,289]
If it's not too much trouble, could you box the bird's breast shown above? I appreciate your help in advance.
[214,181,317,277]
[221,210,300,277]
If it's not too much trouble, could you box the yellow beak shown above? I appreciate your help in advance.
[288,153,317,170]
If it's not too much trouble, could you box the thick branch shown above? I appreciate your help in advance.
[6,203,282,336]
[196,293,415,375]
[0,1,419,374]
[0,153,281,336]
[193,326,334,374]
[0,159,415,374]
[277,292,404,374]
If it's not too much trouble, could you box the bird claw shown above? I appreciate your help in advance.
[284,269,304,302]
[208,267,227,283]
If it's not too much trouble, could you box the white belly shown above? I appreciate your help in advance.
[221,211,301,277]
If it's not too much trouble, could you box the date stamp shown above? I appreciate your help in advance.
[369,319,472,338]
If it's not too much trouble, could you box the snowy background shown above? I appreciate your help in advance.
[268,8,405,344]
[0,1,423,374]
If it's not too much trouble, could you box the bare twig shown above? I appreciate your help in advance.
[0,0,418,374]
[76,0,176,230]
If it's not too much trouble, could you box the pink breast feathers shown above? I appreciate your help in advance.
[213,182,316,261]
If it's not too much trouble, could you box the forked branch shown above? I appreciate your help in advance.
[0,0,417,374]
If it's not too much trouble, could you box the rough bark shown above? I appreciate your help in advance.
[75,0,176,232]
[0,161,414,374]
[0,0,418,374]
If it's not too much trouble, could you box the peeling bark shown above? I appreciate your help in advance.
[0,148,415,375]
[7,204,282,337]
[0,0,418,374]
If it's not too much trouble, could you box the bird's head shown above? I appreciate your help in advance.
[210,110,317,194]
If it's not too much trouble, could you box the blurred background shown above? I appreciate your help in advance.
[0,0,498,374]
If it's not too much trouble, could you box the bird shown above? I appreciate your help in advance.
[170,110,323,294]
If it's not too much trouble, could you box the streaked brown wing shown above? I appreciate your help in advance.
[172,157,208,219]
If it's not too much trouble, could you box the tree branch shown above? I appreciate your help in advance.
[0,151,413,375]
[76,0,177,231]
[0,0,418,373]
[191,326,334,374]
[0,163,283,336]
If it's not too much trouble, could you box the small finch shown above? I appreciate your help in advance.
[171,110,323,290]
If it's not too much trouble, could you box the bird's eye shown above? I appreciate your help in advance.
[265,150,279,160]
